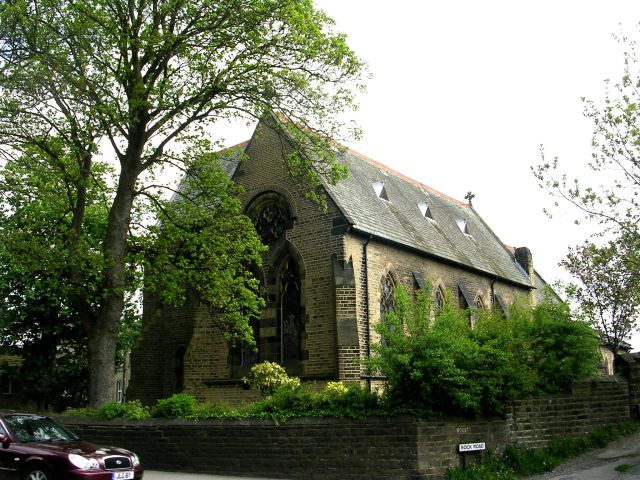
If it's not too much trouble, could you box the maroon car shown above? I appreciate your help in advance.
[0,413,143,480]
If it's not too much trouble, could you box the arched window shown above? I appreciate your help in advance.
[379,273,396,345]
[278,256,302,374]
[246,192,293,246]
[380,273,395,317]
[434,287,445,314]
[257,253,304,375]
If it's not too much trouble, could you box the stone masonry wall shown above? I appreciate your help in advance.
[506,377,630,449]
[61,379,631,480]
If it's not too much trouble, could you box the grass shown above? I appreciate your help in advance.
[615,463,633,473]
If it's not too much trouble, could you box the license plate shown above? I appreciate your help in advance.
[112,472,134,480]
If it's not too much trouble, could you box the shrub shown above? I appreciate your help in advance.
[323,381,349,396]
[97,400,150,420]
[153,393,198,419]
[367,285,600,417]
[243,361,301,397]
[189,402,239,421]
[64,407,99,418]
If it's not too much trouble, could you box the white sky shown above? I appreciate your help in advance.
[216,1,640,347]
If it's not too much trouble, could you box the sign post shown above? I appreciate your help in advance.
[458,442,486,469]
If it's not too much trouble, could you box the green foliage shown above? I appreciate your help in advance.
[152,393,199,419]
[561,234,640,353]
[0,0,365,406]
[367,285,599,417]
[96,401,150,420]
[143,150,266,347]
[616,464,633,473]
[243,361,302,397]
[70,381,388,423]
[444,451,516,480]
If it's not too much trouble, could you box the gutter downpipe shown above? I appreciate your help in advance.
[362,235,372,392]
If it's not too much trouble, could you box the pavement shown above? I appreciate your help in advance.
[526,431,640,480]
[145,472,279,480]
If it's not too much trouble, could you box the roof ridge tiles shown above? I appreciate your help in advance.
[218,140,250,153]
[341,145,469,208]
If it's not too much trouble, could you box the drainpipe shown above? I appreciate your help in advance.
[362,235,372,391]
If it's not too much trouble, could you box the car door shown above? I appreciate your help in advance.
[0,421,20,480]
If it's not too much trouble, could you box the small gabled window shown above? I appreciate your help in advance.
[456,219,470,236]
[418,201,434,220]
[372,181,389,201]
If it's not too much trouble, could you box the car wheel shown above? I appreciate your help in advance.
[23,465,52,480]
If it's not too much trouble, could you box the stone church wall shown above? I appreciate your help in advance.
[129,121,351,406]
[128,119,544,407]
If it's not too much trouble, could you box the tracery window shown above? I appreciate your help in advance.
[278,256,302,374]
[380,273,396,345]
[380,273,395,316]
[434,287,445,313]
[247,192,292,245]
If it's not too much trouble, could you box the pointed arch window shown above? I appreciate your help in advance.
[246,192,293,245]
[253,254,304,376]
[434,287,445,313]
[380,273,396,345]
[380,273,395,315]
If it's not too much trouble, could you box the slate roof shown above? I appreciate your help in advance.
[323,148,533,288]
[216,130,534,288]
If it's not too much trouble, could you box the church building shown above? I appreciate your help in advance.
[128,119,550,406]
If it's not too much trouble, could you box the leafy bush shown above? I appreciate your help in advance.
[97,400,150,420]
[152,393,198,419]
[366,285,600,417]
[64,407,99,418]
[189,402,239,421]
[243,361,301,397]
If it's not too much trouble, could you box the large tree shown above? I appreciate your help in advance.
[0,0,364,407]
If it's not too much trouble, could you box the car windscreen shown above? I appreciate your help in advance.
[3,416,80,443]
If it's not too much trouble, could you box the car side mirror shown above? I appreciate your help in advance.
[0,433,10,448]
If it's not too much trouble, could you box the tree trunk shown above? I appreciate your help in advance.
[86,163,139,408]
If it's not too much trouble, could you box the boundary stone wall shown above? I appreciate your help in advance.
[60,378,631,480]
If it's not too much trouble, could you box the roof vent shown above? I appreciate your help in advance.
[372,181,389,201]
[456,219,470,235]
[418,201,434,220]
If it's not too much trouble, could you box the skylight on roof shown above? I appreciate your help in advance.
[456,218,470,235]
[418,201,434,220]
[372,181,389,201]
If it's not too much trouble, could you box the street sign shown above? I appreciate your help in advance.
[459,442,486,452]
